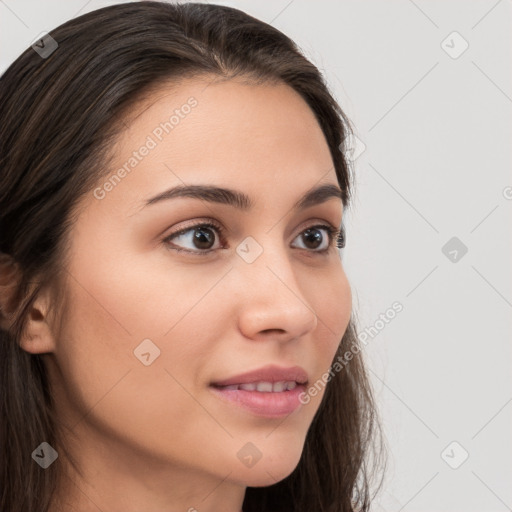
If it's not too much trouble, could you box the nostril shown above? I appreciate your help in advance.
[260,328,286,335]
[30,309,44,321]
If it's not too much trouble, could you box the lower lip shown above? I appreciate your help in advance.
[209,384,306,418]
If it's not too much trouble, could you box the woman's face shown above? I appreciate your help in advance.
[43,77,352,507]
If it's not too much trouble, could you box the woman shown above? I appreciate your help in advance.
[0,2,385,511]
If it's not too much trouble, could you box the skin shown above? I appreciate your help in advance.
[20,76,352,512]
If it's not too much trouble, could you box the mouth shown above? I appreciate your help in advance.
[209,365,309,417]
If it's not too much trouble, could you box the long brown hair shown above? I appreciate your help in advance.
[0,3,386,510]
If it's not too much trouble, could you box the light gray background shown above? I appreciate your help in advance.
[1,1,511,510]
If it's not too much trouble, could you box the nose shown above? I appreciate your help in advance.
[235,244,318,343]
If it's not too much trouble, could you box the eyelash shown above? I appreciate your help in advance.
[162,220,346,257]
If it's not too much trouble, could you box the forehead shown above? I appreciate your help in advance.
[114,76,333,168]
[84,77,339,217]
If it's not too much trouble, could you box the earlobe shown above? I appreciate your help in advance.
[0,253,57,354]
[18,289,57,355]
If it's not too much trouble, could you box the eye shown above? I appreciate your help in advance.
[291,224,345,253]
[163,221,225,255]
[163,221,345,256]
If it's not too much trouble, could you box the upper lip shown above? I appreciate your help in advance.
[211,364,308,387]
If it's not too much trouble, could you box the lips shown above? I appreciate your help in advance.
[210,364,308,388]
[209,365,309,417]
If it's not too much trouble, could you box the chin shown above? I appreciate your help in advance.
[233,450,303,488]
[243,464,300,488]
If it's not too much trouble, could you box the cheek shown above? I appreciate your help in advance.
[54,247,225,412]
[300,266,351,401]
[308,265,351,347]
[51,264,227,465]
[326,267,352,328]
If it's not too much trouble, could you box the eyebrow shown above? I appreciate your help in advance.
[143,183,343,211]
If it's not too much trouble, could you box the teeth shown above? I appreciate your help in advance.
[239,383,257,391]
[256,382,273,392]
[220,381,299,392]
[222,385,239,391]
[272,381,286,392]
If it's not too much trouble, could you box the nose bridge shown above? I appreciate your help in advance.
[234,234,318,339]
[237,232,297,292]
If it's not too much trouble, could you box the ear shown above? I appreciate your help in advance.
[0,253,57,354]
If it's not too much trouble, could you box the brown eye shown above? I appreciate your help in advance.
[301,227,325,250]
[190,226,216,250]
[291,224,342,253]
[163,222,223,255]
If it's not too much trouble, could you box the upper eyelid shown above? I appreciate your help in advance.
[167,219,224,238]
